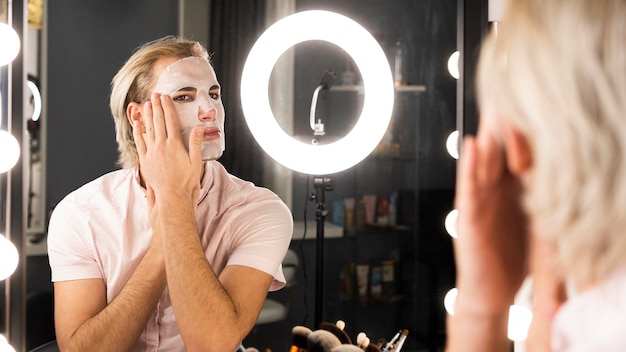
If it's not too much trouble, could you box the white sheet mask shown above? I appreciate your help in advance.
[153,56,225,160]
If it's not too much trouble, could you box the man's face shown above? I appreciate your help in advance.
[153,56,225,160]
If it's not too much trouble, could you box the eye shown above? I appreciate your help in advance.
[173,94,194,102]
[209,92,221,100]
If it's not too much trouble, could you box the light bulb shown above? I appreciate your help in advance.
[447,51,459,80]
[444,209,459,238]
[0,234,19,281]
[0,130,20,173]
[0,334,16,352]
[508,305,533,341]
[0,23,20,67]
[446,130,459,159]
[0,342,16,352]
[444,287,458,315]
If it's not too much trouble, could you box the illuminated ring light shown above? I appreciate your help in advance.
[241,10,394,175]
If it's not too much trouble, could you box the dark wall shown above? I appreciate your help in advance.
[46,0,179,208]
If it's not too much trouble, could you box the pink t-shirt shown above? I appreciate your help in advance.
[48,161,293,351]
[551,267,626,351]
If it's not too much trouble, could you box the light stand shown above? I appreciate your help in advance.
[311,175,333,328]
[240,9,395,331]
[308,72,334,327]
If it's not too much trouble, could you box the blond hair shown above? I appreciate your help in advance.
[110,36,209,168]
[477,0,626,287]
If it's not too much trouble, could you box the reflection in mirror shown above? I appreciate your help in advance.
[29,1,459,351]
[25,74,45,242]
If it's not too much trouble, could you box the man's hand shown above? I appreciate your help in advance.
[454,125,530,316]
[526,236,566,352]
[132,93,203,202]
[447,123,530,352]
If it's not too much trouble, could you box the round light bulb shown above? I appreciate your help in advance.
[444,287,458,315]
[0,342,16,352]
[0,130,20,173]
[0,334,16,352]
[0,23,20,67]
[446,130,459,159]
[508,305,533,341]
[444,209,459,238]
[0,234,19,281]
[241,10,394,175]
[447,51,459,80]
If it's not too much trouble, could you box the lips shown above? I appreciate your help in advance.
[203,127,221,141]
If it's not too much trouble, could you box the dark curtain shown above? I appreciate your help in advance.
[208,2,268,186]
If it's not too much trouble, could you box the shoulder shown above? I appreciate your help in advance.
[55,168,136,211]
[50,168,137,230]
[552,268,626,350]
[210,161,288,205]
[208,162,292,233]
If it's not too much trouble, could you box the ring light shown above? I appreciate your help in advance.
[27,80,42,122]
[241,10,394,175]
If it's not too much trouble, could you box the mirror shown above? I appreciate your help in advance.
[16,0,461,351]
[25,0,46,245]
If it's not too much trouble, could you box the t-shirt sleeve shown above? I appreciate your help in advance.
[226,194,293,291]
[47,198,103,282]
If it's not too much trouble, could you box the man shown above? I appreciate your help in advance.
[48,36,293,351]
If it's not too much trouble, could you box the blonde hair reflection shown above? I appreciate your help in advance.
[476,0,626,287]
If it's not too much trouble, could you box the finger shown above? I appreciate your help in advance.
[159,94,183,143]
[189,125,204,169]
[144,101,155,142]
[476,125,506,185]
[132,120,147,155]
[455,136,478,210]
[151,93,167,141]
[146,185,156,211]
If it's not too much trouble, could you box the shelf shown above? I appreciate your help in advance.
[330,84,426,94]
[291,220,344,240]
[26,234,48,256]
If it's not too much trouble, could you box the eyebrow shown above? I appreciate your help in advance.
[175,85,220,93]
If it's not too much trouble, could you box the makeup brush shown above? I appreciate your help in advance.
[319,322,352,344]
[391,330,408,352]
[329,344,363,352]
[308,329,342,352]
[364,343,381,352]
[290,326,312,352]
[355,332,374,350]
[382,330,401,351]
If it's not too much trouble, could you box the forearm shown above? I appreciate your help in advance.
[157,196,245,352]
[62,249,166,352]
[446,308,511,352]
